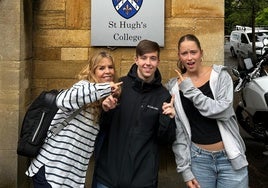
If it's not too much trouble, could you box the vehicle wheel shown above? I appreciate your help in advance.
[236,106,266,141]
[230,47,237,58]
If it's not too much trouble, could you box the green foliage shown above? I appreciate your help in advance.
[225,0,268,34]
[256,8,268,26]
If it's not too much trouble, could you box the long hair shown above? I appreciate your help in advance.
[77,51,117,125]
[177,34,202,74]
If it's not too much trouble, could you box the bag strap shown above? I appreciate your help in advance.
[50,107,84,136]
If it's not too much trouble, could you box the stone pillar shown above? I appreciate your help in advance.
[0,0,32,187]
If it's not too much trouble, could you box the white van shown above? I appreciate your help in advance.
[230,25,268,58]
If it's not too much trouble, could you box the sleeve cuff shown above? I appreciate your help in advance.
[181,168,195,182]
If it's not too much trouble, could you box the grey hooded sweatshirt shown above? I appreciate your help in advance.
[165,64,248,182]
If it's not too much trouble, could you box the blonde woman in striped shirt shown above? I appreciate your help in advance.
[26,51,121,188]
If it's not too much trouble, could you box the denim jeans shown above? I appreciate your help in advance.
[95,181,110,188]
[191,143,248,188]
[32,166,52,188]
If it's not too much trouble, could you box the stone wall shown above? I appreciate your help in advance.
[0,0,32,187]
[0,0,224,187]
[31,0,224,97]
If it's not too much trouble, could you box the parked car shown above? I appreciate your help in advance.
[230,25,268,59]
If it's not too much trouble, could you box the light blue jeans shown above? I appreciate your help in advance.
[191,143,248,188]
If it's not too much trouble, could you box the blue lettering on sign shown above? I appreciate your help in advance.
[112,0,143,19]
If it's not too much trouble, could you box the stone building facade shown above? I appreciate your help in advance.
[0,0,224,187]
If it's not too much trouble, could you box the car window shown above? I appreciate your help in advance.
[241,34,248,43]
[231,33,239,40]
[247,32,268,42]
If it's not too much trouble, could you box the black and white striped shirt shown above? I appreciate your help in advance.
[26,80,112,187]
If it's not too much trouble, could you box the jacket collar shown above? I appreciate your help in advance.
[127,64,162,92]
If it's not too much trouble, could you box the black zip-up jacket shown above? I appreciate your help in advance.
[94,64,176,188]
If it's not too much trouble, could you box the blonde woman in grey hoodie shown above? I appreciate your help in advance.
[165,34,248,188]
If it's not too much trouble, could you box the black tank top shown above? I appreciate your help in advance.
[179,81,222,144]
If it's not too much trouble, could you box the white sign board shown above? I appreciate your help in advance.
[91,0,165,47]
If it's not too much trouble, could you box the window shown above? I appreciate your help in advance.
[241,34,248,43]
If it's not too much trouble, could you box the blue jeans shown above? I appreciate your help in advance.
[95,181,110,188]
[32,166,52,188]
[191,143,248,188]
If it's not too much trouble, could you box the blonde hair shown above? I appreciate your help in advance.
[77,51,117,125]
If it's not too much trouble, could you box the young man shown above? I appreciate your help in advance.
[92,40,176,188]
